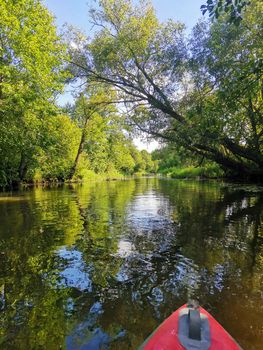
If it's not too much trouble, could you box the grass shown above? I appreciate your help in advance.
[160,164,223,179]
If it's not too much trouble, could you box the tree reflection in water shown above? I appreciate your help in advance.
[0,179,262,349]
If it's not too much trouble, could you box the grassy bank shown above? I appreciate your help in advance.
[31,169,126,184]
[159,164,224,179]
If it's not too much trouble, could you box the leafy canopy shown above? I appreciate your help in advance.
[68,0,263,180]
[201,0,251,25]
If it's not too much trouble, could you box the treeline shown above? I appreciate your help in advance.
[67,0,262,181]
[0,1,156,188]
[0,97,156,187]
[1,0,262,187]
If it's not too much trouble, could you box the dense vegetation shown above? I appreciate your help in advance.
[0,0,262,188]
[68,0,262,181]
[201,0,250,25]
[0,0,155,188]
[152,145,223,178]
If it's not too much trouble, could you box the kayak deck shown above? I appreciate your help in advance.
[139,303,242,350]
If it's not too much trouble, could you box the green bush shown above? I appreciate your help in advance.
[169,164,223,179]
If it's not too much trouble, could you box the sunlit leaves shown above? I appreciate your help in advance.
[0,0,67,186]
[201,0,250,25]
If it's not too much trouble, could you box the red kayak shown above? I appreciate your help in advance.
[138,302,242,350]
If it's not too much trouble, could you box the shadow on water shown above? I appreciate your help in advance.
[0,178,262,349]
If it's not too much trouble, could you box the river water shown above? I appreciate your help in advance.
[0,178,262,349]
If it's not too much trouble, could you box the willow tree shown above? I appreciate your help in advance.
[68,0,262,181]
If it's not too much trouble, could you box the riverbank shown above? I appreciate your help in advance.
[0,171,155,191]
[158,164,224,179]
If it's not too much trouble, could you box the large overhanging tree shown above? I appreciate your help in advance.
[67,0,263,180]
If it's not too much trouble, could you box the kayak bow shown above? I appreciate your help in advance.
[139,302,242,350]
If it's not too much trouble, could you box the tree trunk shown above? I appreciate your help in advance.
[78,58,263,181]
[68,132,86,180]
[248,98,260,153]
[18,153,27,181]
[68,104,92,180]
[192,143,263,181]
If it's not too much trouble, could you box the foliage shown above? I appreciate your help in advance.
[141,150,156,173]
[152,145,223,178]
[68,89,156,181]
[169,164,223,179]
[1,0,262,187]
[152,145,192,171]
[31,115,81,182]
[0,0,66,187]
[201,0,250,25]
[68,0,263,181]
[0,0,155,188]
[189,0,263,177]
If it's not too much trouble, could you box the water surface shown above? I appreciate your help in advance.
[0,178,262,349]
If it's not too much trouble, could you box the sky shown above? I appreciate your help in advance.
[44,0,205,151]
[44,0,205,33]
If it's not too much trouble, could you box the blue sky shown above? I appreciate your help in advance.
[45,0,205,33]
[44,0,205,151]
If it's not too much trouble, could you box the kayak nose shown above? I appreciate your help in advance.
[138,302,242,350]
[178,303,211,350]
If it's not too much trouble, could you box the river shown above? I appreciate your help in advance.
[0,178,262,349]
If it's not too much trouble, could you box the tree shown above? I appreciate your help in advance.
[109,135,136,174]
[188,1,263,177]
[68,0,262,181]
[34,114,81,181]
[152,145,185,171]
[201,0,250,25]
[0,0,66,186]
[66,85,148,179]
[141,150,155,173]
[68,86,125,179]
[67,93,95,180]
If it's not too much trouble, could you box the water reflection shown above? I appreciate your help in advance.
[0,179,262,349]
[57,248,93,292]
